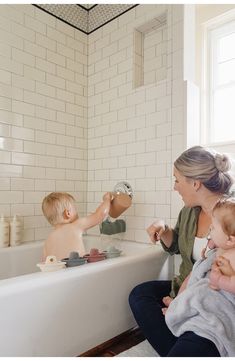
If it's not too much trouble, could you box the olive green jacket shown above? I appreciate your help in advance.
[160,206,201,298]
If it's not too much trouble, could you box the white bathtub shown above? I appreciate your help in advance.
[0,241,42,280]
[0,236,173,356]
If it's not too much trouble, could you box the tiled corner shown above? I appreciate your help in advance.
[0,4,185,244]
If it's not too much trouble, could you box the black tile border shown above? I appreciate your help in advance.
[33,4,138,35]
[89,4,138,34]
[77,4,97,11]
[33,4,88,34]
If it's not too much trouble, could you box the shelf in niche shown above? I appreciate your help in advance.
[133,12,167,88]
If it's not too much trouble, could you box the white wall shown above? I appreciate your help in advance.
[0,5,87,242]
[0,4,186,244]
[87,5,185,242]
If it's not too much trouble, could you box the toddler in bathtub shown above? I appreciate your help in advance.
[42,191,112,261]
[162,198,235,356]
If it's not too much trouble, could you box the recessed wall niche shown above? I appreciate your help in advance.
[133,12,167,88]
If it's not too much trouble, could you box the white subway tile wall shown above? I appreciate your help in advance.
[0,4,185,244]
[87,4,185,242]
[0,4,87,242]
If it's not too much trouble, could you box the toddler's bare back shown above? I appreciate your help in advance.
[44,221,86,260]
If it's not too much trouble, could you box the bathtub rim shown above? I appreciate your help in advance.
[0,239,165,290]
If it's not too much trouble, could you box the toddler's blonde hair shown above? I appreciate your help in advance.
[42,192,76,226]
[213,198,235,237]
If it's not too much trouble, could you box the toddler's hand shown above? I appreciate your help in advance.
[102,192,113,202]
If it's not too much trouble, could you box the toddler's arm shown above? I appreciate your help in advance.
[77,192,112,231]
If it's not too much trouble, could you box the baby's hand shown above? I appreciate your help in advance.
[162,307,168,315]
[209,263,221,290]
[162,296,173,307]
[216,256,235,277]
[161,296,173,316]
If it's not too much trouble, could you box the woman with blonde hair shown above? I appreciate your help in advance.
[129,145,233,357]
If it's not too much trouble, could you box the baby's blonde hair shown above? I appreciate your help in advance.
[42,192,76,226]
[213,198,235,237]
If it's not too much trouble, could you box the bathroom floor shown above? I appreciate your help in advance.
[80,327,145,357]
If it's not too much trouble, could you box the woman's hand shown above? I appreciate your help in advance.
[146,220,167,244]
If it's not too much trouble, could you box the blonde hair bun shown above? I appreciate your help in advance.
[214,153,231,173]
[174,146,233,194]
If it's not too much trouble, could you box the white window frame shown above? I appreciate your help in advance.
[201,9,235,147]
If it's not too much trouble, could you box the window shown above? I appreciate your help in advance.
[202,15,235,145]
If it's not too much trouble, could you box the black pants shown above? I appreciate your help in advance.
[129,280,220,357]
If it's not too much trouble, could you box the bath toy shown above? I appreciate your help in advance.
[84,248,106,263]
[104,245,122,258]
[37,255,66,272]
[90,248,99,256]
[109,192,132,218]
[69,251,79,259]
[61,251,86,267]
[100,219,126,235]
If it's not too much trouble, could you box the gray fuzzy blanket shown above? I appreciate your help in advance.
[165,249,235,357]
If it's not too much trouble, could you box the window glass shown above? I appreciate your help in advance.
[204,19,235,144]
[217,59,235,85]
[218,33,235,62]
[213,87,235,142]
